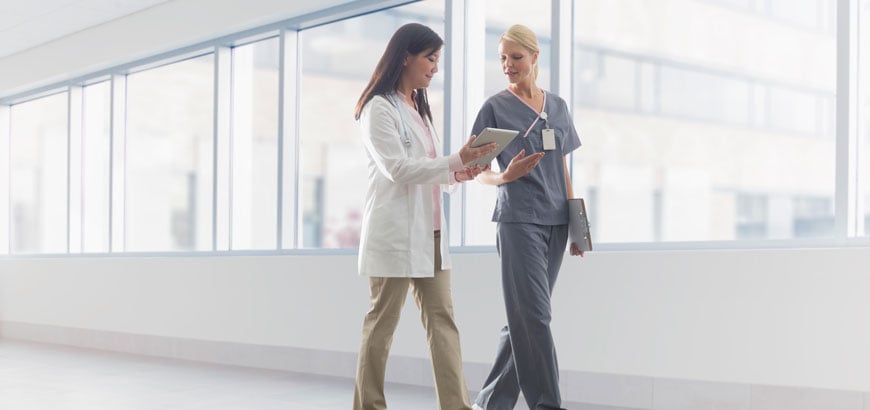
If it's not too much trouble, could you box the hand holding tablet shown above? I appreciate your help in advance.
[465,128,520,167]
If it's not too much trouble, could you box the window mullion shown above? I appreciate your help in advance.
[552,0,574,183]
[834,0,859,238]
[68,86,84,253]
[279,29,300,249]
[214,45,232,251]
[446,0,468,246]
[109,74,127,252]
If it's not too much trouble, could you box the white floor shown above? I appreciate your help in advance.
[0,339,435,409]
[0,339,598,410]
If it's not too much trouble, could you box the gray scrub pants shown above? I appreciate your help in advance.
[475,222,568,410]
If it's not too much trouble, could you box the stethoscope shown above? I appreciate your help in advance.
[388,93,412,147]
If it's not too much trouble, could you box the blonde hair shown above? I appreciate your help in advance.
[500,24,540,79]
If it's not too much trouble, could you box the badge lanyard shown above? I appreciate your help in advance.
[520,93,556,151]
[521,93,550,135]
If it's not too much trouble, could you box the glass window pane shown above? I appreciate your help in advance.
[792,196,834,237]
[706,0,834,33]
[766,86,821,135]
[10,93,68,253]
[231,38,279,250]
[299,1,445,249]
[82,82,111,253]
[573,0,835,243]
[769,0,822,30]
[735,194,767,239]
[466,0,552,246]
[660,66,750,126]
[704,0,752,9]
[576,50,638,112]
[126,55,214,252]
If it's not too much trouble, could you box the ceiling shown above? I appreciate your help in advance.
[0,0,171,59]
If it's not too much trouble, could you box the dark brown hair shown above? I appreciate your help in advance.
[354,23,443,121]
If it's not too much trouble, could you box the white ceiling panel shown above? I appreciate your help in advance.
[0,0,171,58]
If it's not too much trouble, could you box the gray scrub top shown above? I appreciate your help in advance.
[471,89,582,225]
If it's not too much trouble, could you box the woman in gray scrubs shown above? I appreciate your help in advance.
[471,24,583,410]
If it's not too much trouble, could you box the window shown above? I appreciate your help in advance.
[10,93,68,253]
[704,0,835,33]
[736,194,767,239]
[82,82,111,252]
[231,38,280,250]
[575,50,638,112]
[660,66,750,126]
[298,1,444,249]
[766,85,823,136]
[125,55,214,252]
[571,0,836,243]
[792,196,833,238]
[769,0,834,32]
[0,0,865,254]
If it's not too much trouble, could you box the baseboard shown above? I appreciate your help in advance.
[1,321,866,409]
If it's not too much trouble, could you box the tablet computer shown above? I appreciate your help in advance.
[468,127,520,167]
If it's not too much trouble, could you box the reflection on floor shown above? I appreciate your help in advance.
[0,339,599,410]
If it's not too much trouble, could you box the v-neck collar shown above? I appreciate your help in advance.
[506,87,547,116]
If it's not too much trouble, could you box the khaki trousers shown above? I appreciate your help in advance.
[353,232,472,410]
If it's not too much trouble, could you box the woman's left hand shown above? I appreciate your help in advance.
[455,164,490,182]
[569,242,585,257]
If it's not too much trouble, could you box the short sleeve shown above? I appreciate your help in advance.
[470,101,497,138]
[560,99,581,154]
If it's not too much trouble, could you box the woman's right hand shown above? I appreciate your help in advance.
[502,149,544,182]
[458,135,498,165]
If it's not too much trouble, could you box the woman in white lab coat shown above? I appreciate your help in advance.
[351,23,496,410]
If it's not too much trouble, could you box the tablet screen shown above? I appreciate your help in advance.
[468,127,520,167]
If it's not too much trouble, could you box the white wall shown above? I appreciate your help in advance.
[2,248,870,393]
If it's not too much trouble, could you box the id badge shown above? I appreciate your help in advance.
[542,128,556,151]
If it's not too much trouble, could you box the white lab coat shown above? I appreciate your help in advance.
[358,94,456,278]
